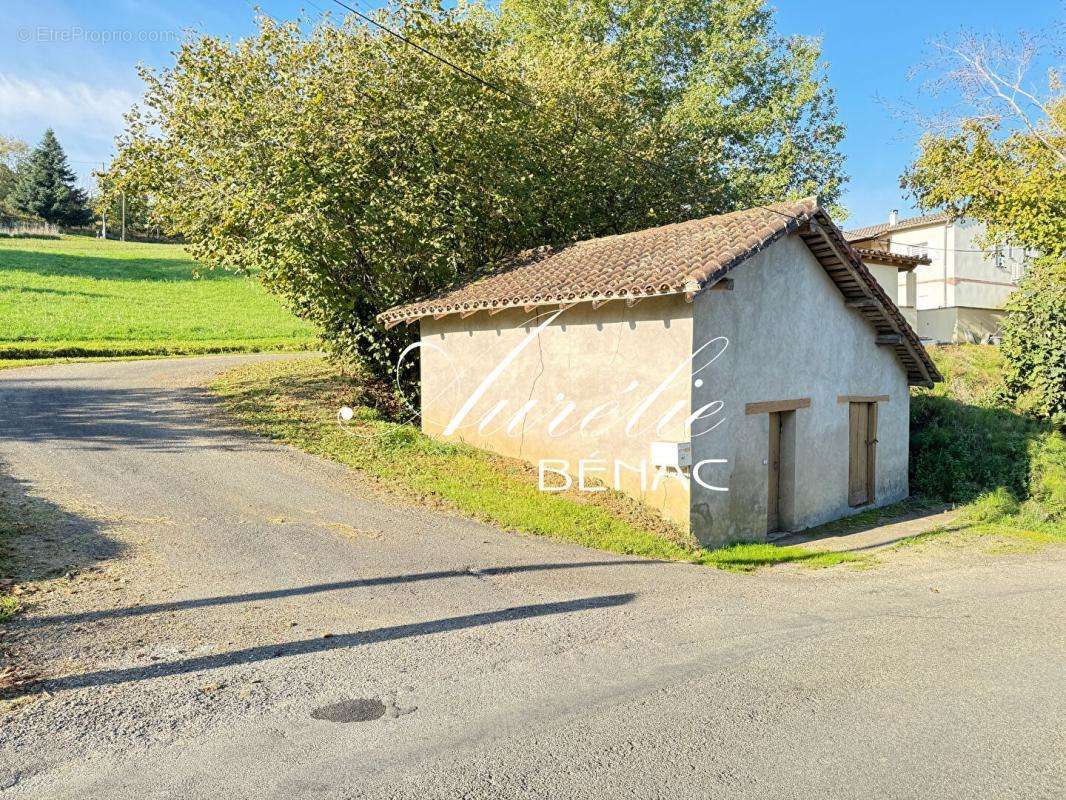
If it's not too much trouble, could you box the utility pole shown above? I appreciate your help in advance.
[99,163,107,239]
[121,192,126,241]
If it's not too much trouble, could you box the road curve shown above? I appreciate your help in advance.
[0,356,1063,799]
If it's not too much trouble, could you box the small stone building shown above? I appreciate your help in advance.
[380,198,941,547]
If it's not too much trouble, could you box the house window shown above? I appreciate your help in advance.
[1010,259,1027,283]
[911,241,929,259]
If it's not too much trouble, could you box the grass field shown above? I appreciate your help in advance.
[0,235,316,360]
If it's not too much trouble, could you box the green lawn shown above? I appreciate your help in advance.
[0,235,316,359]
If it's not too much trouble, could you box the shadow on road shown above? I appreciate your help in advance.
[1,461,126,694]
[13,593,636,696]
[0,461,125,584]
[25,560,663,628]
[0,379,274,453]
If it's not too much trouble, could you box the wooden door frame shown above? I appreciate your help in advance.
[847,402,869,507]
[841,396,888,507]
[767,411,782,532]
[745,398,809,534]
[865,402,878,505]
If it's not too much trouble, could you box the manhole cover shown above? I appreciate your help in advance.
[310,698,386,723]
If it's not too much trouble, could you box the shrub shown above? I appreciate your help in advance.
[911,344,1063,536]
[999,260,1066,421]
[1027,430,1066,522]
[962,487,1021,523]
[909,394,1041,503]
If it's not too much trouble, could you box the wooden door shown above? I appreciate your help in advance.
[848,402,877,507]
[767,412,782,531]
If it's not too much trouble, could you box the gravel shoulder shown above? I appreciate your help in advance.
[0,356,1063,799]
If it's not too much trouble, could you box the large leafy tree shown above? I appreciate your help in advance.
[499,0,845,208]
[903,32,1066,420]
[9,129,94,226]
[106,0,846,383]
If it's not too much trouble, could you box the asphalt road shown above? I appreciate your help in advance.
[0,356,1063,799]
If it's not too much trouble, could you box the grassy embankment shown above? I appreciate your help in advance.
[903,346,1064,550]
[0,234,315,366]
[212,359,866,572]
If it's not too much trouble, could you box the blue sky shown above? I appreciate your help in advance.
[1,0,1060,227]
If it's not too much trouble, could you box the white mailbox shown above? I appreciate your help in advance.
[650,441,692,469]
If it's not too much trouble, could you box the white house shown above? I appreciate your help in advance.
[380,199,941,547]
[846,211,1032,342]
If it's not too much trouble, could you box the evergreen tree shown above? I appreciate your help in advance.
[9,129,94,226]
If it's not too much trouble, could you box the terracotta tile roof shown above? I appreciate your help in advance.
[379,198,941,386]
[845,211,952,242]
[855,248,930,269]
[381,198,821,322]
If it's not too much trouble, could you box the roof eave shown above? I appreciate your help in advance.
[801,210,942,386]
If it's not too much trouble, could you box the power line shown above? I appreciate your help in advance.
[858,238,1035,256]
[327,0,529,106]
[321,0,809,227]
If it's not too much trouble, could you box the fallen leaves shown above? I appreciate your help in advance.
[322,522,381,539]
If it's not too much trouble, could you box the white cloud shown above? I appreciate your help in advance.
[0,73,138,138]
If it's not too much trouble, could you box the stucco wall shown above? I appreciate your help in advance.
[894,271,918,330]
[866,263,900,303]
[916,306,1005,343]
[950,222,1022,309]
[888,220,1025,312]
[956,307,1006,341]
[419,296,695,528]
[900,305,918,331]
[889,224,950,311]
[417,234,913,547]
[689,235,911,547]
